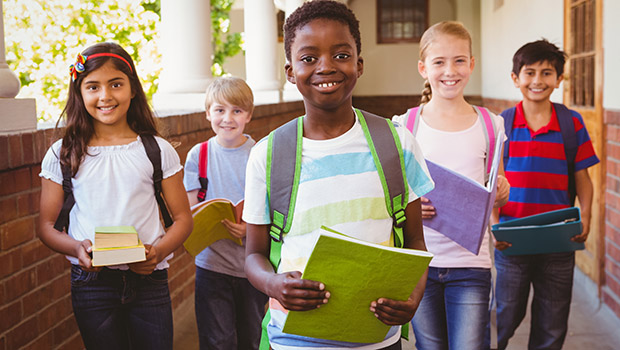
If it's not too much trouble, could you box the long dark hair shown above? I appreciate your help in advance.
[57,42,160,176]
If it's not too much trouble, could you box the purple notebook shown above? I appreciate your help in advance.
[422,134,502,254]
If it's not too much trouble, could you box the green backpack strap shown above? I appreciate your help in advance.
[266,117,303,270]
[357,109,409,248]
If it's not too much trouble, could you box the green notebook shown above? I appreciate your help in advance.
[281,226,433,343]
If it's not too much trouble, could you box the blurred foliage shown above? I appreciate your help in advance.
[4,0,243,122]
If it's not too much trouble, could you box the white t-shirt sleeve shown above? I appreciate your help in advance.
[242,139,270,225]
[183,143,202,192]
[40,139,63,185]
[155,136,183,179]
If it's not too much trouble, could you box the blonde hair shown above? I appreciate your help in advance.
[419,21,472,104]
[205,76,254,114]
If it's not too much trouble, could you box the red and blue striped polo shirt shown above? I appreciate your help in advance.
[499,102,599,222]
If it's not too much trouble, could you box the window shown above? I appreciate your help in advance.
[568,0,596,107]
[377,0,428,43]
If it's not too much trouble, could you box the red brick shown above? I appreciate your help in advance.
[21,133,35,165]
[603,287,620,319]
[608,240,620,264]
[4,266,37,302]
[0,299,22,334]
[605,109,620,126]
[609,143,620,162]
[608,158,620,178]
[21,240,53,267]
[0,135,9,170]
[51,315,79,348]
[33,132,45,164]
[0,216,35,250]
[606,258,620,280]
[36,254,69,286]
[5,316,38,350]
[30,164,41,189]
[23,275,70,318]
[21,330,52,350]
[8,134,22,168]
[56,331,83,350]
[0,196,18,225]
[0,335,5,350]
[0,248,22,279]
[0,167,31,196]
[606,268,620,298]
[38,297,73,331]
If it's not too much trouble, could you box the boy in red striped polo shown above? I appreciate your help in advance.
[494,39,599,350]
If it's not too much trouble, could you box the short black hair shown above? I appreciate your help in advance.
[284,0,361,62]
[512,39,567,76]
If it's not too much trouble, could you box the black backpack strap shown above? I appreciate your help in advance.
[53,163,75,232]
[500,107,517,172]
[141,134,174,228]
[554,103,578,205]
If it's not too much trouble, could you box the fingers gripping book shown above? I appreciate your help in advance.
[183,198,244,256]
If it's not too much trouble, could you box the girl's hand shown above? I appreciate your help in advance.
[494,175,510,208]
[420,197,435,219]
[76,239,102,272]
[265,271,330,311]
[129,244,159,275]
[370,297,418,326]
[222,219,246,239]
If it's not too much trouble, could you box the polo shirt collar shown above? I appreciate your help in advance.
[515,101,560,136]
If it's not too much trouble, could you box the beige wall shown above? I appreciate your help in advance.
[480,0,564,103]
[350,0,461,96]
[604,0,620,109]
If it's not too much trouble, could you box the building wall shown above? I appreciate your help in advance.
[603,0,620,318]
[0,102,304,349]
[480,0,564,103]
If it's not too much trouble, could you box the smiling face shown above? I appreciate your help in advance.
[207,100,252,148]
[285,18,363,114]
[80,61,134,130]
[418,34,474,102]
[512,60,562,103]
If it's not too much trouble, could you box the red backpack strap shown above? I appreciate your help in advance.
[405,106,422,135]
[475,106,497,177]
[197,141,209,202]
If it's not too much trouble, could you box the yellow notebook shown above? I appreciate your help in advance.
[183,199,244,257]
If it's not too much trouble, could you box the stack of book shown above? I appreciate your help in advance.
[92,226,146,266]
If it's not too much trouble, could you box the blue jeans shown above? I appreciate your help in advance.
[70,265,173,350]
[411,267,491,350]
[195,267,268,350]
[494,250,574,350]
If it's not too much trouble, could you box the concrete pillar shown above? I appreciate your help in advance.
[153,0,213,114]
[0,1,36,135]
[244,0,281,104]
[275,0,304,101]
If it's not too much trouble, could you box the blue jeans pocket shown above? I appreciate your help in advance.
[144,269,168,285]
[70,265,98,287]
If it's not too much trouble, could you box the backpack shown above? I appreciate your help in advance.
[259,109,410,347]
[53,134,173,232]
[404,104,497,181]
[501,103,578,205]
[197,141,209,202]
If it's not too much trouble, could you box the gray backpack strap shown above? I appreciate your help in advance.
[357,109,408,247]
[266,117,303,268]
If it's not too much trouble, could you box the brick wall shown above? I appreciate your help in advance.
[604,108,620,318]
[0,101,304,349]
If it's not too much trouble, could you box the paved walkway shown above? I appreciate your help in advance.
[172,269,620,349]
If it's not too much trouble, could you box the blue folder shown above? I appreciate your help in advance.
[491,207,585,256]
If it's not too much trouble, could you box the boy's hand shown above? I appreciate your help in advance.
[494,175,510,208]
[129,244,159,275]
[571,223,590,243]
[494,240,512,251]
[266,271,330,311]
[420,197,435,219]
[76,239,102,272]
[370,297,417,325]
[222,219,246,239]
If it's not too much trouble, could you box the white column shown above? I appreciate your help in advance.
[275,0,305,101]
[153,0,213,114]
[0,1,36,135]
[244,0,281,104]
